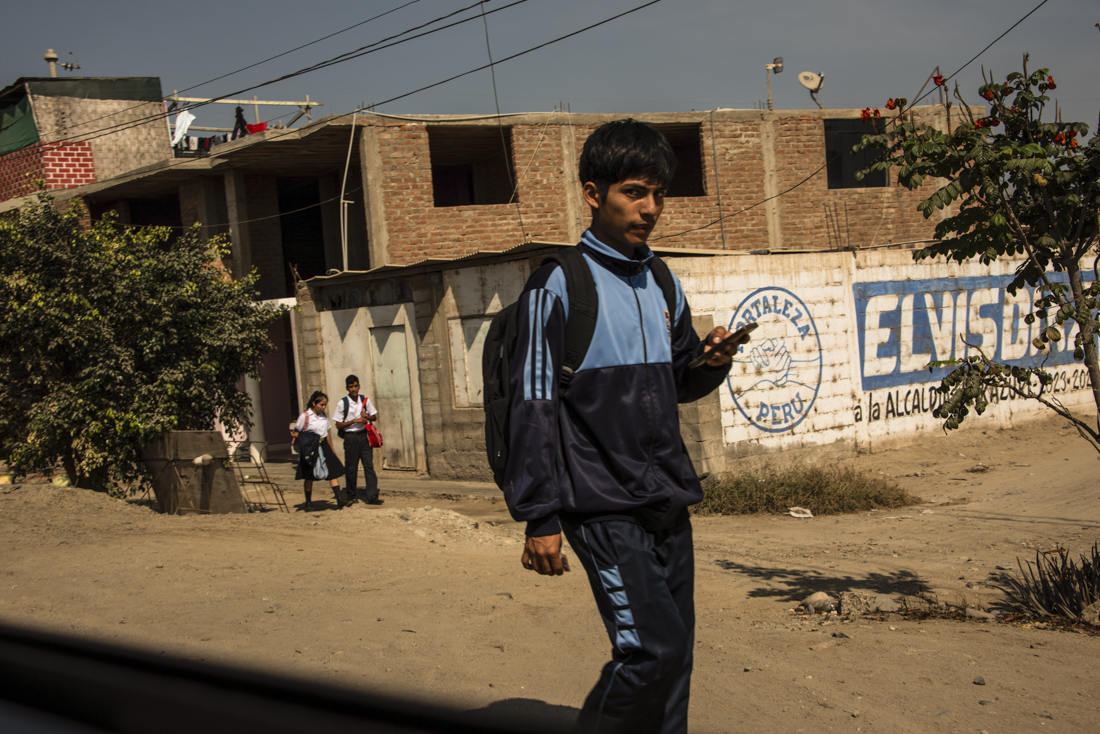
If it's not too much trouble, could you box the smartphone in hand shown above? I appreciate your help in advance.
[689,322,759,368]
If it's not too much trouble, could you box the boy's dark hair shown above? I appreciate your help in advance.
[345,374,359,387]
[579,119,677,194]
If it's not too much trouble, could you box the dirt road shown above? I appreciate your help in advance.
[2,414,1098,732]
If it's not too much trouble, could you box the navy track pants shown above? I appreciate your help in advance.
[561,517,695,734]
[342,431,377,501]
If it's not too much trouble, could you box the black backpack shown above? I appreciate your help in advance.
[482,247,677,488]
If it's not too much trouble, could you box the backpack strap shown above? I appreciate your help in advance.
[647,254,679,325]
[542,247,598,388]
[340,396,349,421]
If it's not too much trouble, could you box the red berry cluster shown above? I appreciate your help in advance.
[860,107,881,123]
[1039,75,1057,93]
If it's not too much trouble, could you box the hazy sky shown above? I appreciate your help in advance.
[3,0,1097,132]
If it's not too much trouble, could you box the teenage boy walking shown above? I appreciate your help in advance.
[503,119,748,734]
[333,374,381,506]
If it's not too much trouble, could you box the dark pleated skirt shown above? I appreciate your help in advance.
[295,440,345,481]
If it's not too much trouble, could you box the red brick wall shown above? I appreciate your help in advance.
[377,122,573,264]
[772,117,934,250]
[0,145,47,202]
[648,120,772,251]
[371,112,948,263]
[0,141,95,202]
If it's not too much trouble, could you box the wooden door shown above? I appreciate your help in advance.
[370,325,416,470]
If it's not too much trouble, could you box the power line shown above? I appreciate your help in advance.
[2,1,657,191]
[480,0,528,241]
[0,53,41,68]
[658,0,1054,242]
[26,0,425,142]
[903,0,1051,111]
[3,0,519,160]
[363,0,665,110]
[180,0,423,97]
[653,157,831,242]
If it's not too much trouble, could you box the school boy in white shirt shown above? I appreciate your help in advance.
[333,374,381,505]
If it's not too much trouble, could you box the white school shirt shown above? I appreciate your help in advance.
[294,410,332,436]
[332,395,378,433]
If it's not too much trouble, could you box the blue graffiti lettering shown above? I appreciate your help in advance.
[855,273,1096,391]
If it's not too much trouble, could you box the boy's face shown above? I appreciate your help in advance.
[347,381,360,398]
[582,177,666,257]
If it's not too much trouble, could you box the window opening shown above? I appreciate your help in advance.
[428,126,516,207]
[277,177,325,291]
[650,123,705,197]
[824,119,887,189]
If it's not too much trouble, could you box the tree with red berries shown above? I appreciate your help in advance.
[857,56,1100,453]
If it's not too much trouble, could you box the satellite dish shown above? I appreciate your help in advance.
[798,72,823,92]
[797,72,825,110]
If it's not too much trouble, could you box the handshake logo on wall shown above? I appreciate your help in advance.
[726,287,823,434]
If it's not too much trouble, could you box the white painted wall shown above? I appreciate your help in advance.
[671,250,1095,453]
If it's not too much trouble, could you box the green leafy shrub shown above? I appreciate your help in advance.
[0,194,281,493]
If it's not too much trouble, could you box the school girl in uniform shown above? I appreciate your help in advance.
[290,391,346,511]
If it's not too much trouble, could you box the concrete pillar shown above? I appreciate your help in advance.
[759,114,784,251]
[198,178,221,243]
[357,124,390,269]
[245,374,267,462]
[225,170,251,279]
[559,123,585,243]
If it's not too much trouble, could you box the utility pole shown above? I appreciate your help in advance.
[765,57,784,111]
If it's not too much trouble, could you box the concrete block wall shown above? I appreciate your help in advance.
[422,255,542,479]
[32,97,171,182]
[411,274,446,472]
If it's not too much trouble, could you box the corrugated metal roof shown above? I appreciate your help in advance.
[304,241,739,286]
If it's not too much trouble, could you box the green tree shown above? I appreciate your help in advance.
[0,193,281,492]
[857,57,1099,453]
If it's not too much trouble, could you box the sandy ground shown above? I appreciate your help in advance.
[2,414,1099,733]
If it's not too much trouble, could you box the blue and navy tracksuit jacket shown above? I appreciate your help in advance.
[503,230,732,537]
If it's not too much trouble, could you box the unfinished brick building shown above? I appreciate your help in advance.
[3,102,969,478]
[0,77,169,204]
